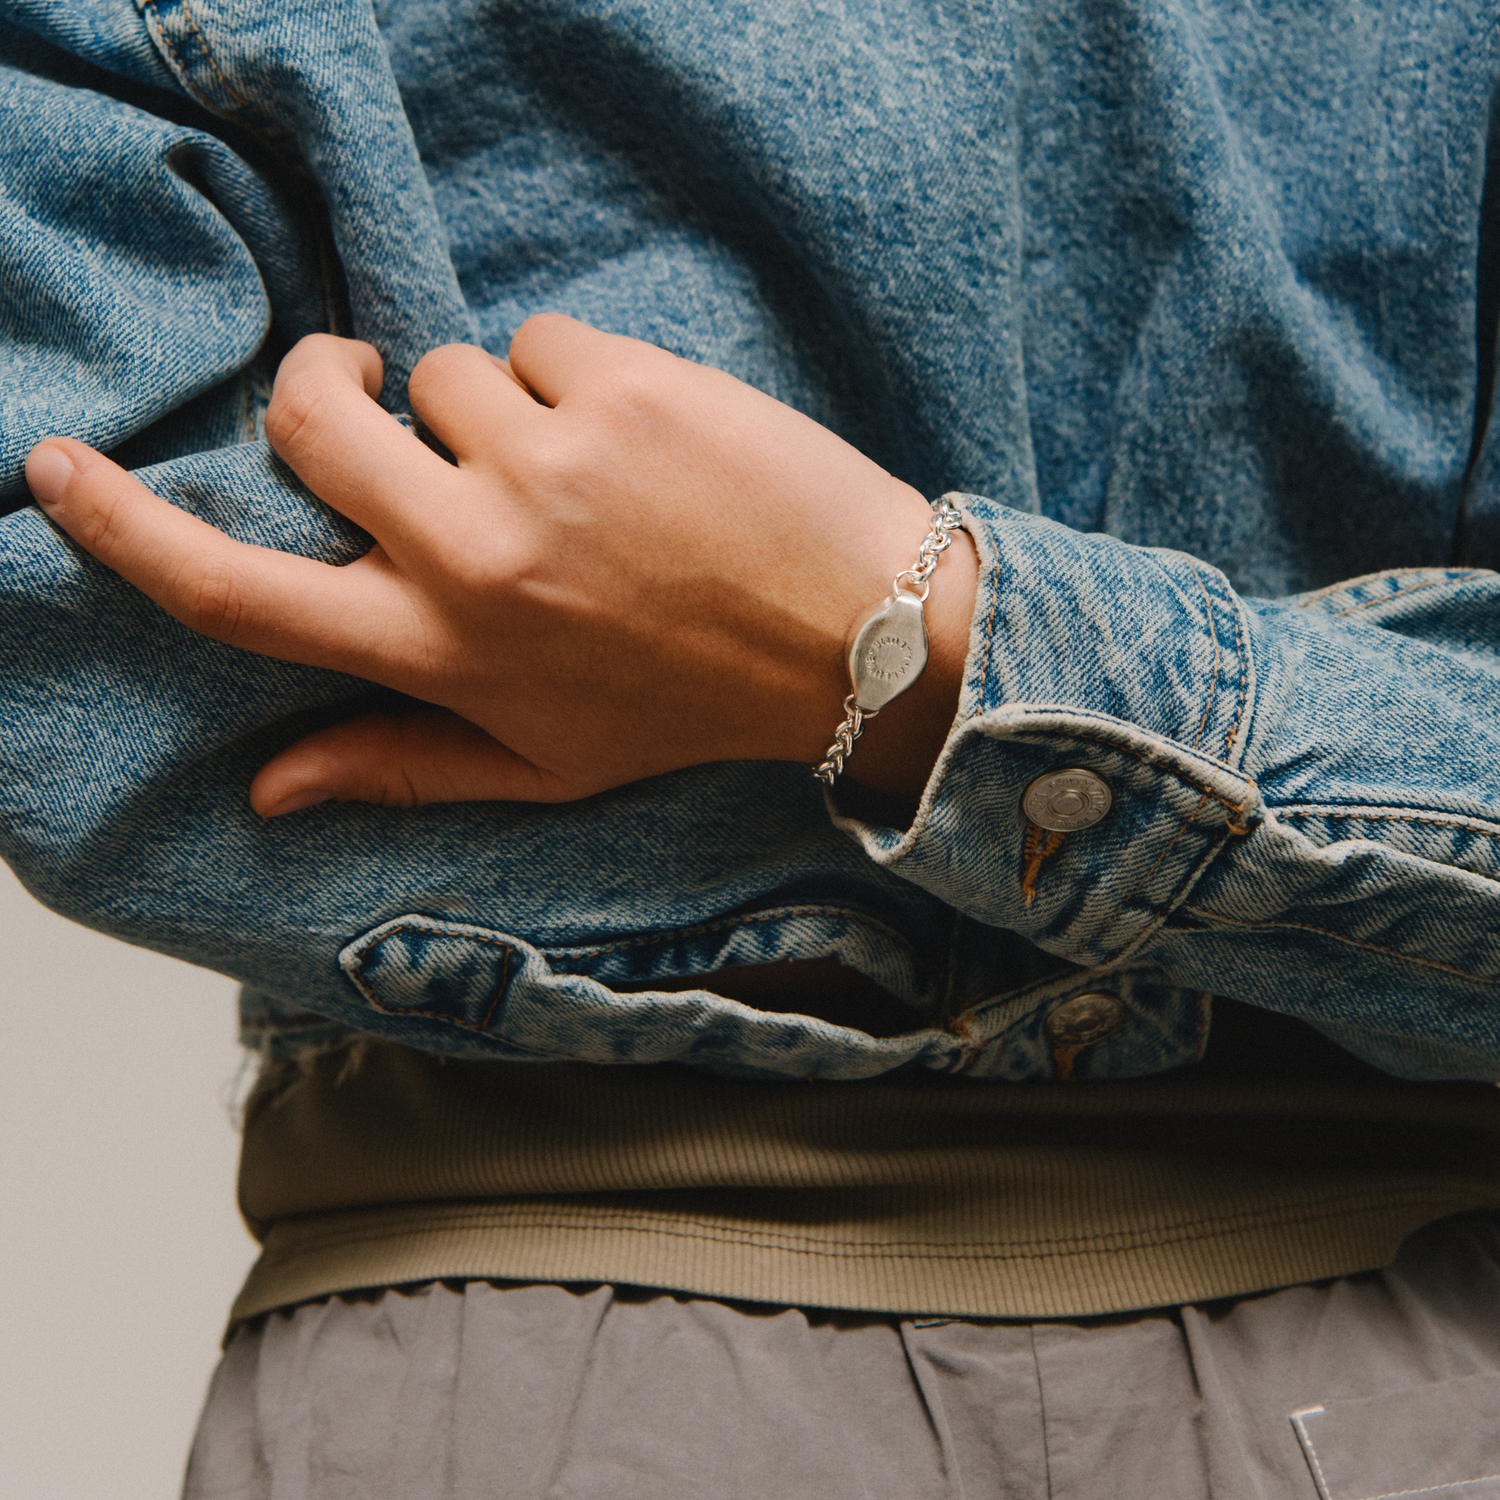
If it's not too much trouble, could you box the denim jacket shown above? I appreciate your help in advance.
[2,0,1498,1083]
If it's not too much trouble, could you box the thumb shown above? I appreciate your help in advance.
[250,708,556,815]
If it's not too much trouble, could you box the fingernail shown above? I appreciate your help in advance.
[270,788,334,816]
[25,443,74,508]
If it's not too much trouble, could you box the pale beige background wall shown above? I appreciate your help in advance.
[0,862,257,1499]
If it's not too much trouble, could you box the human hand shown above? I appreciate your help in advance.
[25,318,976,812]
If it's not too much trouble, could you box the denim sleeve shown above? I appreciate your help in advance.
[831,495,1500,1080]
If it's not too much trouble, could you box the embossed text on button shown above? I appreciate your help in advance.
[1022,768,1112,831]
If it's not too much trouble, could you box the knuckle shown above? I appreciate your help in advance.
[375,715,451,808]
[511,312,571,351]
[412,341,476,381]
[437,545,511,598]
[598,360,661,419]
[336,716,422,808]
[177,556,246,639]
[523,431,579,488]
[76,483,129,555]
[264,372,331,453]
[501,421,585,495]
[408,342,479,405]
[381,763,422,810]
[290,332,346,360]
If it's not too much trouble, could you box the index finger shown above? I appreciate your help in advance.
[24,438,409,679]
[265,334,473,549]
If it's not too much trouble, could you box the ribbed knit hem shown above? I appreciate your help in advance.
[231,1043,1500,1330]
[231,1179,1500,1326]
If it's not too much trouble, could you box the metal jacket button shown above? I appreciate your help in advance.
[1023,768,1112,831]
[1044,991,1126,1046]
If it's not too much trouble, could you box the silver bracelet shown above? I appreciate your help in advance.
[813,496,965,785]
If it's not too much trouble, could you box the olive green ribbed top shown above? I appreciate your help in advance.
[229,1014,1500,1327]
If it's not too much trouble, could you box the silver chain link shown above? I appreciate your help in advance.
[813,498,965,786]
[813,693,870,787]
[892,495,963,601]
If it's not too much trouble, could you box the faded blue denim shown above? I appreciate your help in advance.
[1,0,1498,1083]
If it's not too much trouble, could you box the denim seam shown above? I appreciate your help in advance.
[1335,575,1472,616]
[168,3,253,116]
[947,960,1160,1040]
[978,508,1003,709]
[140,5,201,97]
[1185,906,1500,983]
[956,982,1210,1076]
[1292,568,1488,611]
[1186,561,1224,752]
[1078,794,1245,966]
[1002,722,1258,824]
[1118,822,1251,967]
[140,0,281,136]
[1019,824,1066,905]
[1220,577,1251,763]
[346,908,926,1047]
[862,705,1258,878]
[1276,808,1500,839]
[140,0,292,141]
[1071,790,1211,959]
[1050,589,1252,959]
[347,925,515,1032]
[1293,573,1378,609]
[542,904,913,961]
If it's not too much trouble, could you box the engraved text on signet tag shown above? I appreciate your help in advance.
[849,590,929,712]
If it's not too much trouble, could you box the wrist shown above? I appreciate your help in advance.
[826,512,979,802]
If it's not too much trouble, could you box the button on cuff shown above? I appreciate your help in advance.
[1044,991,1127,1046]
[1023,768,1113,831]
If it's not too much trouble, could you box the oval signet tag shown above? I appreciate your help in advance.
[849,590,928,711]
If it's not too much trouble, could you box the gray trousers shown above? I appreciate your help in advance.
[184,1212,1500,1500]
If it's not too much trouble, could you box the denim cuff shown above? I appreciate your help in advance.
[830,495,1264,967]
